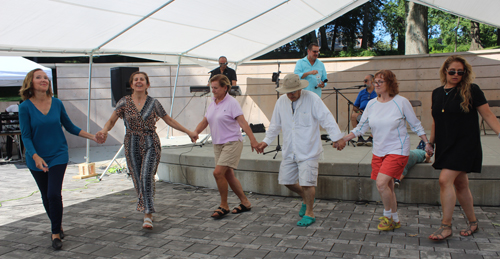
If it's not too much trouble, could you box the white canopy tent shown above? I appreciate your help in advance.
[0,56,52,87]
[1,0,498,163]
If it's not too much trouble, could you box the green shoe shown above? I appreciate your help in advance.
[299,203,307,217]
[299,199,315,217]
[297,216,316,227]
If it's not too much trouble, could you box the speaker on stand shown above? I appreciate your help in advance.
[110,67,139,107]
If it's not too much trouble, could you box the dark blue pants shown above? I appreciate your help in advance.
[30,164,67,234]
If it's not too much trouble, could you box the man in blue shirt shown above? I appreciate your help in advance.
[294,43,327,97]
[352,74,377,146]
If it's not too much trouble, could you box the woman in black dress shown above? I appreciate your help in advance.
[428,55,500,240]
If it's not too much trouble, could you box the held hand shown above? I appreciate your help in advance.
[310,70,318,75]
[317,81,325,88]
[256,142,268,153]
[425,143,434,157]
[33,154,49,172]
[333,139,346,151]
[96,131,108,144]
[90,134,99,144]
[250,140,259,153]
[188,131,199,143]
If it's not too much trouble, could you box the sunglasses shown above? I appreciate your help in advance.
[363,79,368,83]
[447,70,465,76]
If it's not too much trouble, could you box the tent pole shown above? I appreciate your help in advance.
[166,55,182,139]
[85,53,94,164]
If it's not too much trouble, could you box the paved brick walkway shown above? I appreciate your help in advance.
[0,163,499,258]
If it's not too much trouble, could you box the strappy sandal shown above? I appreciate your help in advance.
[460,220,478,237]
[142,217,153,230]
[232,204,251,214]
[211,207,229,219]
[428,223,452,240]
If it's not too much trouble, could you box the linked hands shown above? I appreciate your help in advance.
[95,130,108,144]
[188,131,199,143]
[255,142,268,154]
[332,138,347,151]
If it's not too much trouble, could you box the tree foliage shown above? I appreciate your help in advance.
[258,0,499,59]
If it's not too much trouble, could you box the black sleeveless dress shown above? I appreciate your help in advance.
[431,84,487,173]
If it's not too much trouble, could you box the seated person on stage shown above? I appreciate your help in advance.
[394,140,432,187]
[209,56,237,86]
[352,74,377,146]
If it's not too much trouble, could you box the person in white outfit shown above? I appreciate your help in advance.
[340,70,433,231]
[256,73,345,227]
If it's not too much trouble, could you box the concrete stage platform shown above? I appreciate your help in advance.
[157,131,500,206]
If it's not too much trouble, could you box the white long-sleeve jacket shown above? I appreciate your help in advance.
[263,90,344,162]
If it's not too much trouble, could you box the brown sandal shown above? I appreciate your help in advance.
[460,220,478,236]
[428,224,452,240]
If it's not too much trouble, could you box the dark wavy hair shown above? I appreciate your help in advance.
[439,55,475,112]
[374,70,399,97]
[19,68,53,100]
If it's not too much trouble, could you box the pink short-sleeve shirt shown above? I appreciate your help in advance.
[205,93,244,144]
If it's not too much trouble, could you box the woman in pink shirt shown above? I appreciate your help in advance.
[194,74,260,219]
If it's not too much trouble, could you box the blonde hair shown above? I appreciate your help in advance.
[439,55,475,112]
[19,68,53,100]
[209,74,231,93]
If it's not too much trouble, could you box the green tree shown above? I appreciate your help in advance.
[379,0,406,53]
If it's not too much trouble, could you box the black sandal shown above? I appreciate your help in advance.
[460,220,479,236]
[211,207,229,219]
[232,204,251,214]
[428,224,452,240]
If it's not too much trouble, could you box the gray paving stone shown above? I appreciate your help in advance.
[331,243,361,254]
[250,236,282,246]
[419,250,452,259]
[359,246,390,257]
[184,243,217,254]
[450,253,483,259]
[303,240,335,252]
[338,231,366,241]
[235,248,270,258]
[277,238,308,248]
[71,244,106,254]
[263,251,299,258]
[162,240,194,251]
[477,242,500,251]
[0,245,15,256]
[389,249,420,258]
[208,245,242,257]
[90,245,124,257]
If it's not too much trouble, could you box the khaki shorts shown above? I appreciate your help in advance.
[279,159,319,187]
[213,141,244,169]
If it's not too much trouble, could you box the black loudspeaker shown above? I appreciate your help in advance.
[110,67,139,107]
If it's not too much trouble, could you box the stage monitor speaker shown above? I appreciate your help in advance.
[110,67,139,107]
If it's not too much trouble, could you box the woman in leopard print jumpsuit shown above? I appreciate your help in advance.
[97,71,198,229]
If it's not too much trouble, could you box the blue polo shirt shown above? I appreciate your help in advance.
[354,88,377,111]
[294,56,327,97]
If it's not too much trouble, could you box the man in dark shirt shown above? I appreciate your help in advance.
[209,56,237,86]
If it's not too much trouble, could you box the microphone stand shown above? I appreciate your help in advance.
[264,63,282,159]
[324,86,360,146]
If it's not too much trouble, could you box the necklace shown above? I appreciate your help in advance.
[442,87,455,113]
[443,87,455,96]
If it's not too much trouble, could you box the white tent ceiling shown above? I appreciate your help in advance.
[0,0,370,65]
[1,0,498,65]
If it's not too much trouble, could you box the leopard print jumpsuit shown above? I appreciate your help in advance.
[115,95,167,214]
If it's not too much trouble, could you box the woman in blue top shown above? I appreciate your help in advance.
[18,69,100,250]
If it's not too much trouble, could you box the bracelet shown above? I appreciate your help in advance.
[425,142,434,146]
